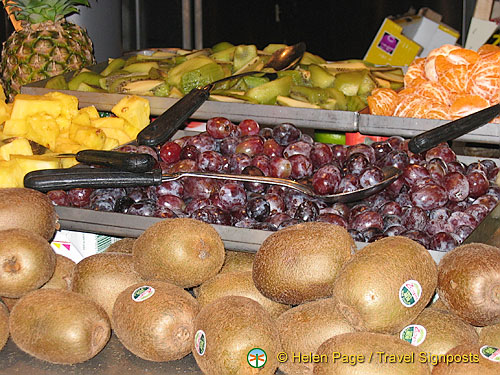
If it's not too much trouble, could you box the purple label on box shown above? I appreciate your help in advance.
[378,32,399,55]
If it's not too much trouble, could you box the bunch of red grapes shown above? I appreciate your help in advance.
[47,117,500,252]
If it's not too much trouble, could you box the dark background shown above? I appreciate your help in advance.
[141,0,466,60]
[0,0,470,61]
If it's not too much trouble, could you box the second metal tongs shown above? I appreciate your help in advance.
[23,165,401,204]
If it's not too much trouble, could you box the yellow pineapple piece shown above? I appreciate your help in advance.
[3,119,28,137]
[54,138,84,154]
[103,137,119,150]
[91,117,125,129]
[43,91,79,118]
[56,116,72,133]
[0,101,12,125]
[70,126,106,149]
[0,137,33,160]
[71,111,92,128]
[10,94,62,119]
[0,160,22,187]
[123,121,140,139]
[25,113,59,150]
[99,127,131,145]
[60,157,79,168]
[111,95,150,130]
[11,154,61,177]
[79,105,100,120]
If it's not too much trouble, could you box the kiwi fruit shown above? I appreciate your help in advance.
[0,302,8,351]
[104,238,135,253]
[430,295,449,311]
[0,188,58,241]
[253,222,354,305]
[332,236,437,334]
[0,228,56,298]
[41,254,75,290]
[192,295,280,375]
[196,271,290,319]
[431,343,500,374]
[71,252,144,319]
[438,243,500,326]
[9,289,110,364]
[133,218,225,288]
[112,280,199,362]
[314,332,431,374]
[277,297,355,375]
[480,323,500,347]
[398,308,478,364]
[220,250,254,273]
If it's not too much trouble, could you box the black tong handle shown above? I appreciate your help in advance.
[75,150,156,173]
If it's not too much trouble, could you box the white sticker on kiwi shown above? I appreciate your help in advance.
[480,345,500,362]
[400,324,427,346]
[399,280,422,307]
[194,330,206,356]
[131,286,155,302]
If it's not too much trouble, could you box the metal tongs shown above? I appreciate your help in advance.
[23,166,401,204]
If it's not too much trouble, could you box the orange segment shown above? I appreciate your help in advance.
[393,96,428,119]
[449,94,489,119]
[427,44,461,59]
[424,101,451,120]
[415,81,452,106]
[439,64,469,95]
[404,58,427,88]
[447,48,479,65]
[477,44,500,57]
[467,60,500,104]
[367,88,399,116]
[424,55,439,82]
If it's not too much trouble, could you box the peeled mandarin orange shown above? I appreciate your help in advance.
[427,44,461,59]
[449,94,489,119]
[447,48,480,66]
[404,58,427,88]
[424,101,451,120]
[439,64,469,95]
[424,55,439,82]
[393,97,430,118]
[415,81,452,106]
[367,88,399,116]
[477,44,500,57]
[467,61,500,103]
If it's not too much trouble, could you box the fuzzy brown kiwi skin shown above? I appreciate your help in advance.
[192,295,280,375]
[219,250,254,273]
[104,238,135,254]
[277,297,356,375]
[41,254,75,290]
[438,243,500,327]
[314,332,431,375]
[332,236,437,334]
[9,289,110,364]
[196,271,290,319]
[0,296,18,311]
[479,323,500,347]
[0,228,56,298]
[0,302,8,351]
[252,222,354,305]
[0,188,58,241]
[112,280,199,362]
[399,308,478,362]
[71,252,144,320]
[133,218,225,288]
[432,343,499,375]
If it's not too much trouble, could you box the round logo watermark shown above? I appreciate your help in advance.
[194,330,206,356]
[480,345,500,362]
[131,286,155,302]
[247,348,267,369]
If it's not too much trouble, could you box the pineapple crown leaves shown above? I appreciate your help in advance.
[4,0,90,24]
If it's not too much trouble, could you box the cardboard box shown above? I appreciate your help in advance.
[365,8,460,66]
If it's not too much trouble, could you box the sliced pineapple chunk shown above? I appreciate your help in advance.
[71,111,92,128]
[0,137,33,160]
[70,126,106,149]
[111,95,150,130]
[99,127,131,145]
[25,113,59,150]
[0,160,23,187]
[3,119,28,137]
[92,117,125,129]
[0,101,12,125]
[56,116,72,133]
[54,137,84,154]
[10,94,62,119]
[43,91,79,118]
[103,137,120,150]
[11,154,61,177]
[79,105,100,120]
[123,121,140,140]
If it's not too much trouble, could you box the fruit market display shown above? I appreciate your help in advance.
[0,200,499,374]
[46,118,500,252]
[43,42,404,112]
[0,0,96,101]
[368,44,500,120]
[0,92,151,187]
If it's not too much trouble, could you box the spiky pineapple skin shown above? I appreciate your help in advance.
[1,20,95,100]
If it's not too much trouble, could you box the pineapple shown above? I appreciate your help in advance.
[1,0,95,100]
